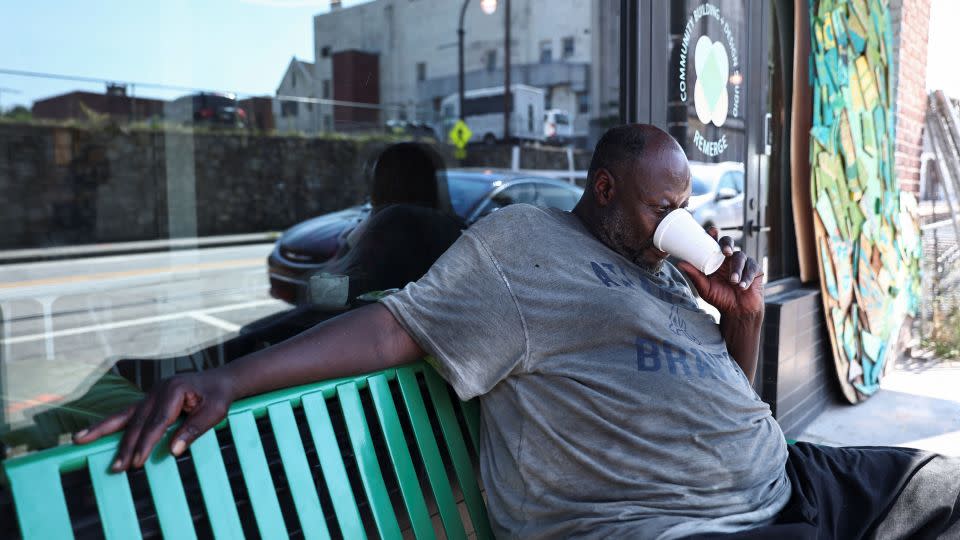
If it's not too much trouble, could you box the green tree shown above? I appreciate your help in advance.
[2,105,31,121]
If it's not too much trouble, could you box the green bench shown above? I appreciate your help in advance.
[3,361,493,539]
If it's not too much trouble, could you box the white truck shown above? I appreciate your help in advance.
[440,84,546,144]
[543,109,574,145]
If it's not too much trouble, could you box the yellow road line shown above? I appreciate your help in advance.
[0,258,265,290]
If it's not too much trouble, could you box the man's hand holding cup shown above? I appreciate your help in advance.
[653,209,763,320]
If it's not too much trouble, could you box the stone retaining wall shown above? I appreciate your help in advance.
[0,122,589,250]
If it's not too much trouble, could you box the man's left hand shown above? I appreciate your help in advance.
[676,228,763,320]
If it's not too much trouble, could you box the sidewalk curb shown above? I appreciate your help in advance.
[0,233,281,265]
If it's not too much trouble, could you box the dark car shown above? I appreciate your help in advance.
[268,169,584,304]
[386,120,438,140]
[168,92,247,127]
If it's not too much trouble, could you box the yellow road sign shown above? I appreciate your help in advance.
[449,119,473,149]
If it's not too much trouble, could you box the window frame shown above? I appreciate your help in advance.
[562,36,575,59]
[539,40,553,64]
[485,50,497,72]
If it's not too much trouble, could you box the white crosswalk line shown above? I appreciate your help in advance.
[0,299,281,345]
[188,312,242,332]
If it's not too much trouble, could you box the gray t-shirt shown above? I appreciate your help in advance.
[381,204,791,539]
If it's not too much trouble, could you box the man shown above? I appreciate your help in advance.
[77,125,959,539]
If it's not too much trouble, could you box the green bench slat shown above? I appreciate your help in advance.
[397,367,468,540]
[143,439,197,540]
[302,391,367,539]
[267,400,331,540]
[423,369,494,540]
[4,458,74,539]
[228,411,288,539]
[461,398,482,456]
[88,451,143,540]
[5,362,492,540]
[338,381,403,540]
[368,373,435,539]
[189,430,246,539]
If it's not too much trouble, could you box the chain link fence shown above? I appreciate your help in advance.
[918,219,960,356]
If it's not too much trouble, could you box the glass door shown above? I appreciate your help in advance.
[635,0,773,270]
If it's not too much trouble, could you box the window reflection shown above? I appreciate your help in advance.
[0,0,617,460]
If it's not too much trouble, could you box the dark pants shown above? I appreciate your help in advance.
[685,442,960,539]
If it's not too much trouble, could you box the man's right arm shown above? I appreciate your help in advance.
[74,303,423,471]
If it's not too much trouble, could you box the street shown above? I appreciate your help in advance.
[0,244,288,425]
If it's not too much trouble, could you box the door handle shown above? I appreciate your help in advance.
[764,113,772,156]
[743,219,771,234]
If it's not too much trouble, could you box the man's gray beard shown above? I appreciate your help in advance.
[598,206,664,274]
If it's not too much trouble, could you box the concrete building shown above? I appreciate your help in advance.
[276,0,620,145]
[274,58,321,133]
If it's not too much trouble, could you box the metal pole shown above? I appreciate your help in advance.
[458,0,470,121]
[933,228,940,339]
[503,0,511,141]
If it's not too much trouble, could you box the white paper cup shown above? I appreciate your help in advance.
[652,209,726,275]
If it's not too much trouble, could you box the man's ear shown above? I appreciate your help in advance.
[592,168,616,206]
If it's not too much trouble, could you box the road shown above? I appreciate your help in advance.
[0,244,289,426]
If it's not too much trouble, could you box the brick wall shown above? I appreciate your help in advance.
[891,0,932,194]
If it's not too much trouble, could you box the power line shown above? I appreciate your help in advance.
[0,67,409,111]
[0,68,250,98]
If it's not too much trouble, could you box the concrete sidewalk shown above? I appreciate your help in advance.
[799,353,960,456]
[0,232,280,265]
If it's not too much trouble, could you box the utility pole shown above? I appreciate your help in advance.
[502,0,511,141]
[458,0,498,122]
[458,0,471,121]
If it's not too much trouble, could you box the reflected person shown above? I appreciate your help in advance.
[112,142,464,387]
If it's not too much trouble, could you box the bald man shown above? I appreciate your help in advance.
[78,125,959,539]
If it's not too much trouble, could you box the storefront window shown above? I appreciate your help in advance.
[0,0,617,472]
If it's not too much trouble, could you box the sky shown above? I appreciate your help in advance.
[925,0,960,95]
[0,0,370,110]
[2,1,958,112]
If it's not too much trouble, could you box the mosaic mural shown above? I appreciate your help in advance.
[808,0,922,403]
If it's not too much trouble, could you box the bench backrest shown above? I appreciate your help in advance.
[3,361,492,539]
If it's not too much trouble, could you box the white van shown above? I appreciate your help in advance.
[440,84,546,144]
[543,109,573,145]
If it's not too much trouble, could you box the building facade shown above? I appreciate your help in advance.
[276,0,620,145]
[274,58,321,133]
[32,87,166,124]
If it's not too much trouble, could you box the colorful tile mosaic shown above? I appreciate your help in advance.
[808,0,921,403]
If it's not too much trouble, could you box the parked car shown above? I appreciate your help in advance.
[167,92,247,127]
[268,170,584,304]
[386,120,438,140]
[686,161,745,240]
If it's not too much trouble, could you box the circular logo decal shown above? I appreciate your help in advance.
[693,36,730,127]
[677,3,741,157]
